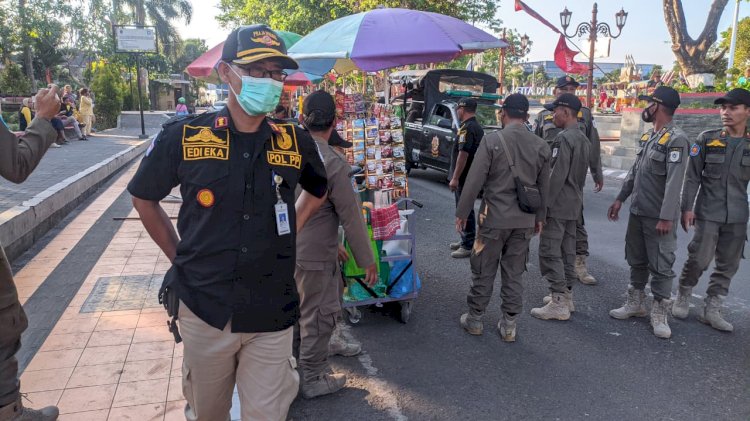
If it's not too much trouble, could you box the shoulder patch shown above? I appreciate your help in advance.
[640,133,650,141]
[706,139,726,148]
[657,132,671,145]
[544,114,554,121]
[689,144,700,156]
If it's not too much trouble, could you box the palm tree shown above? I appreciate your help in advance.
[115,0,193,57]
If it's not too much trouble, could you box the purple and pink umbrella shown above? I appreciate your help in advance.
[288,8,507,75]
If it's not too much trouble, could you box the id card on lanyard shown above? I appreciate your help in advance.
[273,172,291,236]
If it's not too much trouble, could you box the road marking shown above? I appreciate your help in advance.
[338,323,408,421]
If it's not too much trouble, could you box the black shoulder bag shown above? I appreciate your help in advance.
[496,131,541,214]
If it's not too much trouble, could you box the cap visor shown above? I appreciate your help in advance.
[543,103,555,111]
[234,53,299,70]
[329,130,353,148]
[638,95,653,102]
[713,97,741,105]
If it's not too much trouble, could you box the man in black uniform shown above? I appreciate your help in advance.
[128,25,327,421]
[449,98,485,258]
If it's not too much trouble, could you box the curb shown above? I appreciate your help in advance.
[0,138,150,260]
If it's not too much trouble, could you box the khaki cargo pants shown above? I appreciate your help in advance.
[294,261,341,383]
[539,217,578,294]
[178,302,299,421]
[468,226,534,316]
[679,219,747,297]
[625,214,676,301]
[0,245,27,408]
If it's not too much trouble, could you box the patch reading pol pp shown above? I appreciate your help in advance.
[182,126,230,161]
[267,124,302,169]
[668,147,682,163]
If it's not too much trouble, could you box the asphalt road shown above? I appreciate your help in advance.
[289,168,750,421]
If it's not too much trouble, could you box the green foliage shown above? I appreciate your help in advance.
[0,61,32,95]
[720,16,750,71]
[90,61,125,129]
[218,0,501,35]
[173,39,208,73]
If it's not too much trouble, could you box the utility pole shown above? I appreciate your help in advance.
[727,0,741,85]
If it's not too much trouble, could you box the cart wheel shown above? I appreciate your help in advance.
[399,301,413,324]
[346,307,362,324]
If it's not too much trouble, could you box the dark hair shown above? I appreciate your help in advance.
[274,105,286,115]
[303,110,335,132]
[80,88,89,96]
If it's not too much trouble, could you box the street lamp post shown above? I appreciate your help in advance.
[497,29,529,96]
[560,3,627,107]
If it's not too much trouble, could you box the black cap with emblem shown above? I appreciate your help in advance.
[221,24,298,70]
[457,98,478,112]
[556,75,580,89]
[501,93,529,118]
[544,93,582,112]
[638,86,681,109]
[714,88,750,107]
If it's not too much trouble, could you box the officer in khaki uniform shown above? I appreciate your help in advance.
[607,87,688,339]
[295,91,376,398]
[531,94,590,321]
[0,85,61,421]
[534,76,603,285]
[456,94,550,342]
[673,88,750,332]
[129,26,328,421]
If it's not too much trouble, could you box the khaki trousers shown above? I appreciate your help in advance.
[0,245,27,408]
[467,226,534,316]
[178,302,299,421]
[625,214,676,301]
[539,217,577,294]
[679,219,747,297]
[295,261,341,383]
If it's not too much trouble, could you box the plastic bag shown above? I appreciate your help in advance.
[387,259,421,299]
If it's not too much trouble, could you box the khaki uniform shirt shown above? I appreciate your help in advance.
[617,122,689,221]
[534,107,603,185]
[547,126,590,220]
[0,117,57,308]
[681,128,750,224]
[456,123,551,229]
[296,135,374,268]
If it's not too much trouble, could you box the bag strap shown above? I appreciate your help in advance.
[496,130,520,179]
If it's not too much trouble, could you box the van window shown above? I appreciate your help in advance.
[429,104,452,126]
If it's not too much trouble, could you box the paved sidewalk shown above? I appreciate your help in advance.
[0,129,154,214]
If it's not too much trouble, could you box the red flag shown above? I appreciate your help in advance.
[515,0,561,34]
[554,35,589,74]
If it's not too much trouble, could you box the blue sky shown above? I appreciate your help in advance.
[177,0,750,68]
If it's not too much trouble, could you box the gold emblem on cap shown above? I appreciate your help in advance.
[251,31,281,47]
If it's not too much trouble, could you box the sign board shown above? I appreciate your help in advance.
[594,36,611,59]
[114,26,157,53]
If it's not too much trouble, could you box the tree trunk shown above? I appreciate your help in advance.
[18,0,37,91]
[663,0,729,76]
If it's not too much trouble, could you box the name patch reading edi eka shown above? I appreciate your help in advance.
[182,125,230,161]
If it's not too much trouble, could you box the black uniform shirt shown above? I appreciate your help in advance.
[127,107,327,333]
[450,116,484,185]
